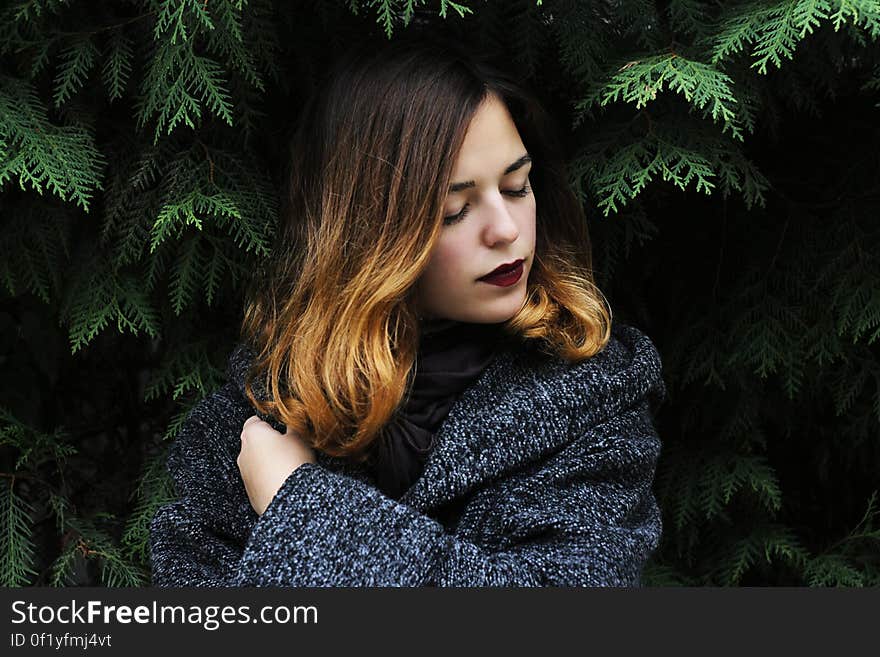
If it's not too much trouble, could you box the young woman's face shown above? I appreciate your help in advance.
[414,94,537,324]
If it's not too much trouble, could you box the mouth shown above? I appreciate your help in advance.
[477,258,525,281]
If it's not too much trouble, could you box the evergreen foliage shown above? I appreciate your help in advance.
[0,0,877,586]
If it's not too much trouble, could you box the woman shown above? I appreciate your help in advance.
[149,36,667,587]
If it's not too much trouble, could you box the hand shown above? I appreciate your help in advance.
[237,415,317,516]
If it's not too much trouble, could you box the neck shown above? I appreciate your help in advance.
[420,317,462,334]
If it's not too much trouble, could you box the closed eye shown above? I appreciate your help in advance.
[443,184,532,226]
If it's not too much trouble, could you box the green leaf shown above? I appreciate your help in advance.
[102,30,134,102]
[0,77,105,211]
[0,478,40,587]
[53,36,98,107]
[575,53,743,141]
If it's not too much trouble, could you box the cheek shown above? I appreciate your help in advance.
[425,238,468,285]
[524,194,537,219]
[522,199,537,241]
[527,196,538,245]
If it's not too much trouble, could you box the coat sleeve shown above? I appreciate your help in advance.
[149,383,261,587]
[230,400,663,587]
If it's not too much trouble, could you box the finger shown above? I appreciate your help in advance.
[241,415,264,441]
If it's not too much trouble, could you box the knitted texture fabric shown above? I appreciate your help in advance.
[149,321,667,587]
[368,318,506,499]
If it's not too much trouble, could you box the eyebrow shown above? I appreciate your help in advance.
[448,153,532,193]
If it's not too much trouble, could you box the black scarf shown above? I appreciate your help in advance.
[367,318,509,499]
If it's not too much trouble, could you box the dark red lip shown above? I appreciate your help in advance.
[478,258,524,280]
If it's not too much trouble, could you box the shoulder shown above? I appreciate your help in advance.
[186,380,252,427]
[576,323,664,388]
[558,322,662,374]
[159,377,260,543]
[510,321,663,385]
[166,378,254,483]
[572,321,665,403]
[500,322,666,424]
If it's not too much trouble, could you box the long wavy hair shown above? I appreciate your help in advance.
[240,36,612,462]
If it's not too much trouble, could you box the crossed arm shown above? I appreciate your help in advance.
[149,387,663,587]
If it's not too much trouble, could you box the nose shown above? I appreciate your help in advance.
[481,193,520,246]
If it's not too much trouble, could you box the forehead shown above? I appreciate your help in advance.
[451,95,526,175]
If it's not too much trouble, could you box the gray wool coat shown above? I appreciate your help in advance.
[149,322,667,587]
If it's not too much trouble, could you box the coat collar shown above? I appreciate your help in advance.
[399,346,566,510]
[227,323,665,514]
[399,323,665,511]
